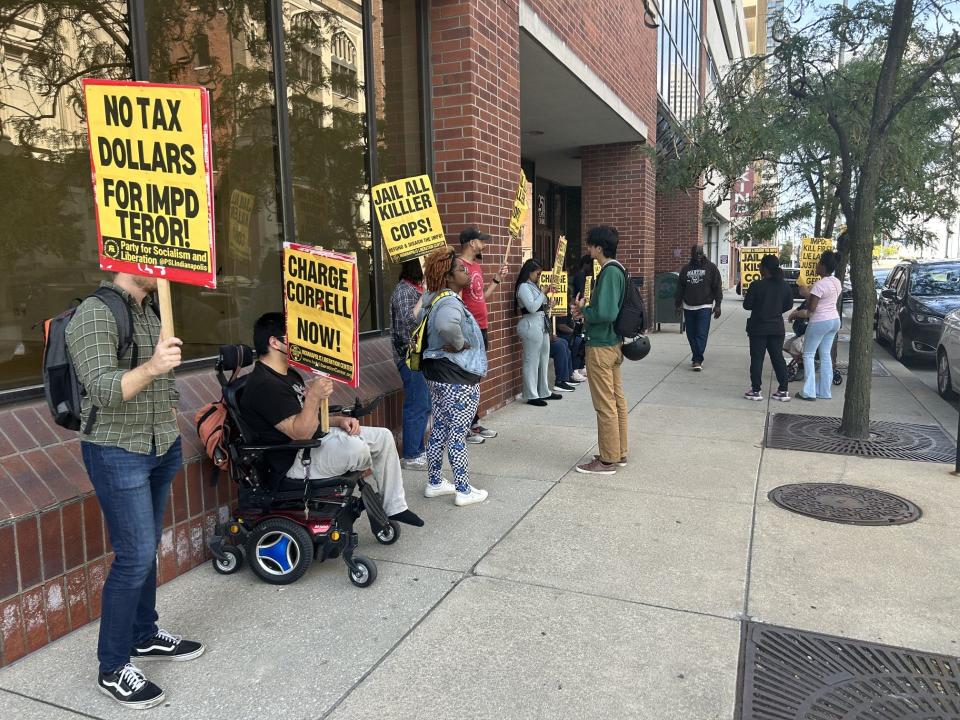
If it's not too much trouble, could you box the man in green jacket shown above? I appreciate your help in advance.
[572,225,627,475]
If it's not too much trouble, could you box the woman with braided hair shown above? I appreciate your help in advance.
[415,247,489,506]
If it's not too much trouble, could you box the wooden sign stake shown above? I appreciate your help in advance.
[320,397,330,433]
[157,279,175,340]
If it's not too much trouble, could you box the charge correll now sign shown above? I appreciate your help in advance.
[83,79,216,288]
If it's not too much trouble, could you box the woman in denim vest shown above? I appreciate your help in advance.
[417,247,489,507]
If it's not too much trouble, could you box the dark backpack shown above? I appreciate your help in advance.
[597,261,646,338]
[41,286,153,433]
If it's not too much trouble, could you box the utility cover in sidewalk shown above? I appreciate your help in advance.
[766,413,954,463]
[768,483,921,525]
[738,621,960,719]
[833,359,890,377]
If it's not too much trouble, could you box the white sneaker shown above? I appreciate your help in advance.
[424,478,457,497]
[400,456,428,471]
[552,384,575,393]
[571,370,587,382]
[454,487,488,506]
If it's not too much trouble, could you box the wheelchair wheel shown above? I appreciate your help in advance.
[348,554,378,588]
[212,545,243,575]
[246,518,314,585]
[833,371,843,386]
[375,520,401,545]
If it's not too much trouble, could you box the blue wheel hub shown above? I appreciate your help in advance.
[255,531,299,575]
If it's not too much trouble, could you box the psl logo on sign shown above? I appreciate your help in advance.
[283,243,360,388]
[372,175,446,262]
[739,247,780,294]
[83,79,216,288]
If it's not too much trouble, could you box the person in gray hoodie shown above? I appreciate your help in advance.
[416,247,490,507]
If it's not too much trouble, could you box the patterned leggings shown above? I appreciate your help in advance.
[426,381,480,492]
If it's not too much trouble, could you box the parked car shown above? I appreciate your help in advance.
[782,267,803,299]
[843,267,890,305]
[875,259,960,363]
[936,308,960,399]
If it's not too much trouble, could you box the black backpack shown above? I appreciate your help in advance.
[42,286,154,433]
[597,261,646,338]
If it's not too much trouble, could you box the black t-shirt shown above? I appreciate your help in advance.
[239,362,309,477]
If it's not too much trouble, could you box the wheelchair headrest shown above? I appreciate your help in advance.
[217,344,254,372]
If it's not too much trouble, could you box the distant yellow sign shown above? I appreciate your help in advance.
[539,271,568,318]
[228,189,254,263]
[799,237,833,286]
[583,276,593,304]
[372,175,446,262]
[509,169,529,237]
[283,243,359,388]
[739,246,779,294]
[552,235,567,277]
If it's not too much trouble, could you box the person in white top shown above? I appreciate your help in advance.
[789,251,842,400]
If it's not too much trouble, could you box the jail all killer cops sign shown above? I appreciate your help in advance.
[83,79,216,288]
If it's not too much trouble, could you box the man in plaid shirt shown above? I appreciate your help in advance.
[66,272,204,709]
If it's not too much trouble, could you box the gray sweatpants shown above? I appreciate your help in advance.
[285,426,408,516]
[518,314,550,400]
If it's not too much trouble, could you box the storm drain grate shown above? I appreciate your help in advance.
[833,360,890,377]
[765,413,954,463]
[768,483,921,525]
[738,621,960,719]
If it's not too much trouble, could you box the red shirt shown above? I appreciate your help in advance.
[460,257,488,329]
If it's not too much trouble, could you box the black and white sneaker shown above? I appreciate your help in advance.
[98,663,165,709]
[552,382,576,392]
[132,629,205,662]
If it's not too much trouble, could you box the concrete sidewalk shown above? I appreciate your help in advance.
[3,294,959,720]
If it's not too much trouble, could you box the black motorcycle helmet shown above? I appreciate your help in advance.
[622,335,650,361]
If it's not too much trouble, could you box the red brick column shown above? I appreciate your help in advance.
[429,0,523,412]
[655,189,704,274]
[581,142,656,321]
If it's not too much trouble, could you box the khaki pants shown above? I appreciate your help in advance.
[585,345,628,463]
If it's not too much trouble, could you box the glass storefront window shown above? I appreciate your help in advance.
[145,0,285,358]
[0,2,132,392]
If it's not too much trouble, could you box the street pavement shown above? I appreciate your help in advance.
[2,293,959,720]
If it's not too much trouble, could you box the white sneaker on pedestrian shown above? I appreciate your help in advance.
[465,431,485,444]
[400,455,428,471]
[552,383,575,392]
[424,478,457,497]
[572,370,587,382]
[454,486,488,506]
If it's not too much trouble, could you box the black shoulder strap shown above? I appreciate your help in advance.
[90,286,138,365]
[596,261,629,303]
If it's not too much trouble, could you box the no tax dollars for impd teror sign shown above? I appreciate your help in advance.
[83,79,216,288]
[283,243,360,388]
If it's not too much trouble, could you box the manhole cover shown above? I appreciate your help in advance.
[768,483,921,525]
[766,414,954,463]
[834,360,890,377]
[739,622,960,719]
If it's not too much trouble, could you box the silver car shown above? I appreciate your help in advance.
[936,308,960,398]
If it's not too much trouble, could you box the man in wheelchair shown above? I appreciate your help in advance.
[240,313,423,528]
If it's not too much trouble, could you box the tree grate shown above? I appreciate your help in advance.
[768,483,921,525]
[738,621,960,719]
[833,360,890,377]
[765,414,954,463]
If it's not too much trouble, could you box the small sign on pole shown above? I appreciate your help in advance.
[509,169,529,238]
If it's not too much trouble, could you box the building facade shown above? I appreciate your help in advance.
[0,0,701,663]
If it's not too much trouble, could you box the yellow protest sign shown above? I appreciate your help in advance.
[739,246,780,294]
[584,276,593,304]
[593,259,601,279]
[509,169,529,237]
[539,271,568,317]
[283,243,359,388]
[799,237,833,286]
[228,189,254,263]
[552,235,567,277]
[83,79,216,288]
[371,175,446,262]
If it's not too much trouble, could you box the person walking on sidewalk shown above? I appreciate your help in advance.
[65,273,204,710]
[459,226,508,443]
[572,225,628,475]
[390,259,431,470]
[515,258,566,406]
[675,244,722,371]
[789,250,842,401]
[418,247,489,506]
[742,255,794,402]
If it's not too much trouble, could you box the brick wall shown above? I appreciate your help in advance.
[655,189,704,275]
[525,0,658,133]
[429,0,524,413]
[0,337,402,667]
[581,142,657,319]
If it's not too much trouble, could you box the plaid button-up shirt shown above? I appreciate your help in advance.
[390,279,423,362]
[65,281,180,455]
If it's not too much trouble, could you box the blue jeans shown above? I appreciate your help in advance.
[684,308,713,363]
[396,360,431,459]
[802,318,841,399]
[81,437,182,673]
[550,337,572,383]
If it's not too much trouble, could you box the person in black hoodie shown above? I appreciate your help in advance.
[742,254,794,402]
[675,244,723,371]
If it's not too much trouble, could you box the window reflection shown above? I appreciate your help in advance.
[0,2,132,392]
